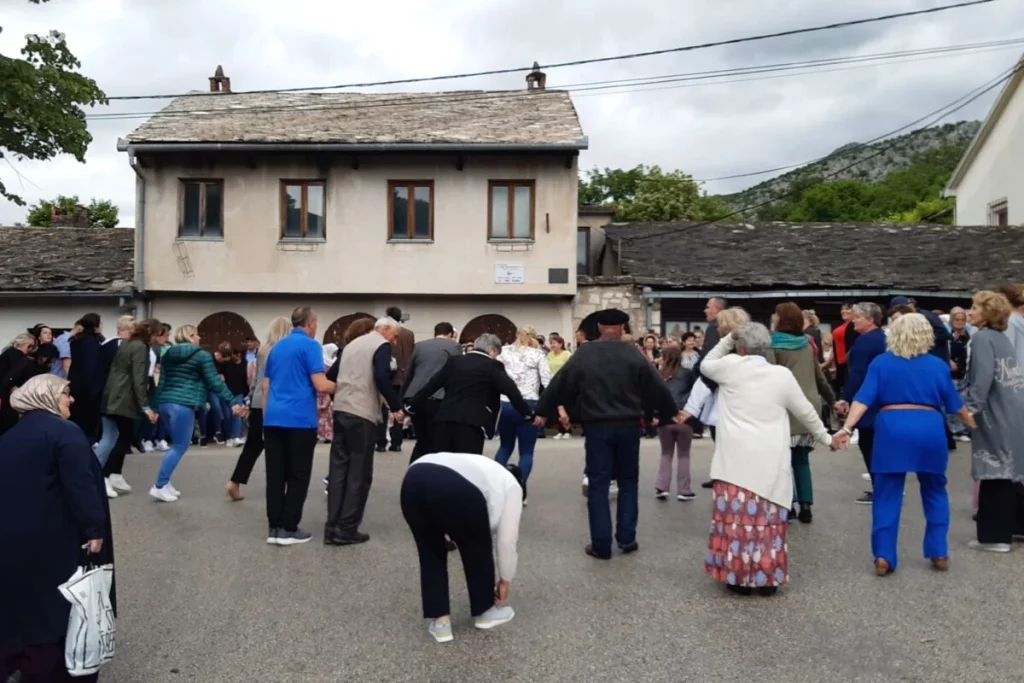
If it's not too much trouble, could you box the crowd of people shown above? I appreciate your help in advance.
[2,284,1024,669]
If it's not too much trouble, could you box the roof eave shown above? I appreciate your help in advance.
[117,138,589,153]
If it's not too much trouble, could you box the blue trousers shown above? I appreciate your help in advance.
[584,424,640,558]
[871,472,949,570]
[197,392,225,439]
[494,400,538,483]
[156,403,197,488]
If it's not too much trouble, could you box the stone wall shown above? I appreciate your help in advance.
[572,283,647,336]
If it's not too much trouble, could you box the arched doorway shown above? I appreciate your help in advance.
[197,311,256,353]
[460,314,516,345]
[323,312,374,347]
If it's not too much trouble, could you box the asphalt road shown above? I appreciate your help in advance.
[99,437,1022,683]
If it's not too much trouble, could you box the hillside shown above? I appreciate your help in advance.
[720,120,980,219]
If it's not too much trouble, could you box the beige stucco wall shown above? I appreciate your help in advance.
[149,294,574,346]
[572,284,646,335]
[952,80,1024,226]
[139,153,578,296]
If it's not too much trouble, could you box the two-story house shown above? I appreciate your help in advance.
[117,67,587,349]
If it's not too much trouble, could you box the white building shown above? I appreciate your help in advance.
[944,54,1024,226]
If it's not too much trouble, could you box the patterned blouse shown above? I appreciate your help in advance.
[498,345,553,402]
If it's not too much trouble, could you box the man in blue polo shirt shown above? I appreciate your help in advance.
[263,306,336,546]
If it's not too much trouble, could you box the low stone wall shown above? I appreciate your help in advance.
[572,283,646,336]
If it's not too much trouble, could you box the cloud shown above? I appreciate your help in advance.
[1,0,1020,224]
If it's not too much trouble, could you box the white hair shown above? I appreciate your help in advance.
[374,316,400,331]
[733,322,772,358]
[474,333,503,355]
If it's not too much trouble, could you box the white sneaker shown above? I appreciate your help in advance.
[474,605,515,630]
[156,439,171,451]
[609,481,619,499]
[92,442,99,454]
[141,440,155,453]
[165,483,181,498]
[149,486,179,503]
[562,433,571,440]
[581,475,589,498]
[850,430,860,446]
[861,473,872,482]
[109,474,132,493]
[968,540,1011,553]
[105,478,118,499]
[954,434,971,443]
[233,438,243,448]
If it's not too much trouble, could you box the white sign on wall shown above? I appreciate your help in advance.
[494,263,525,284]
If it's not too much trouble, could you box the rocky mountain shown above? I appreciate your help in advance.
[720,120,980,217]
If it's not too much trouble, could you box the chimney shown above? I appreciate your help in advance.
[209,65,231,93]
[51,204,90,228]
[526,61,546,91]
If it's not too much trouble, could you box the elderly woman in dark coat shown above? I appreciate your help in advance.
[0,374,114,683]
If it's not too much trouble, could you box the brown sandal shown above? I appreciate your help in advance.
[225,482,244,502]
[930,557,949,571]
[874,558,893,576]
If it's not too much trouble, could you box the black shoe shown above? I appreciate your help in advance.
[375,445,386,453]
[324,529,370,546]
[789,507,798,524]
[199,437,209,447]
[855,492,873,505]
[757,587,778,597]
[445,539,458,552]
[388,445,401,452]
[584,544,611,560]
[619,541,639,554]
[798,504,813,524]
[726,584,753,596]
[700,480,714,489]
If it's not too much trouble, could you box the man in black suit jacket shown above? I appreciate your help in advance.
[405,333,531,455]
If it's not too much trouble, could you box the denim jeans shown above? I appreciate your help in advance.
[198,392,225,439]
[226,394,244,439]
[156,403,197,488]
[494,399,538,483]
[584,424,641,557]
[94,416,121,466]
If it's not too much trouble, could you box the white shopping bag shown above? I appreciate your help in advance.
[58,559,115,676]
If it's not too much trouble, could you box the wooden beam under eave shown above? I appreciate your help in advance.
[564,155,573,169]
[456,155,464,171]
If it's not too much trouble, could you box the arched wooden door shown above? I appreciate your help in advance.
[197,311,255,353]
[323,312,374,347]
[460,314,516,345]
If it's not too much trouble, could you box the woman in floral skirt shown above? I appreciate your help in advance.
[317,343,338,443]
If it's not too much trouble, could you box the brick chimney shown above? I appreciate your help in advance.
[51,204,90,228]
[526,62,546,91]
[209,65,231,93]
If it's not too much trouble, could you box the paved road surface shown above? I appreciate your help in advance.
[100,437,1021,683]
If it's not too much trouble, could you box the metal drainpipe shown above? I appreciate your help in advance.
[643,287,652,331]
[128,150,149,318]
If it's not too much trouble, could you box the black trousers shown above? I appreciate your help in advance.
[263,426,317,531]
[327,411,377,533]
[976,479,1024,544]
[432,421,485,455]
[231,408,264,484]
[70,394,102,444]
[103,414,138,477]
[400,463,496,618]
[377,398,403,450]
[409,399,442,463]
[859,427,876,486]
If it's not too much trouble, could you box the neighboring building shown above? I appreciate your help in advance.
[577,204,614,277]
[577,221,1024,336]
[117,67,587,350]
[944,54,1024,226]
[0,227,137,342]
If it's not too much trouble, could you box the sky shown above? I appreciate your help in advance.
[1,0,1022,226]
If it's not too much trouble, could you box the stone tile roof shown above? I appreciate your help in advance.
[125,90,586,147]
[600,221,1023,292]
[0,227,135,293]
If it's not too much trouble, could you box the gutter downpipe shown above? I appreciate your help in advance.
[127,148,150,318]
[643,287,653,331]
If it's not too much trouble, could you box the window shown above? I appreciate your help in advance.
[989,199,1009,227]
[577,227,591,275]
[281,181,326,239]
[388,181,434,240]
[488,180,535,240]
[179,180,223,238]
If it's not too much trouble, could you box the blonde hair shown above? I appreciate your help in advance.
[116,315,136,333]
[803,309,820,328]
[174,324,198,344]
[259,316,293,362]
[886,313,934,359]
[514,324,539,348]
[971,291,1012,332]
[716,307,751,336]
[8,332,36,351]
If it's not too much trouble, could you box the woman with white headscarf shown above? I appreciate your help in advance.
[318,342,339,444]
[0,374,114,682]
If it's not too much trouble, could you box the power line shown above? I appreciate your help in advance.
[622,62,1019,244]
[102,0,998,101]
[86,37,1023,123]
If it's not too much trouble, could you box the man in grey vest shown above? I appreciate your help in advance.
[325,317,404,545]
[401,322,461,463]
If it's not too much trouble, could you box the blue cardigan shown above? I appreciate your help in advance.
[0,411,115,650]
[842,328,887,428]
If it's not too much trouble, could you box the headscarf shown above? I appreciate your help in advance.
[322,343,339,367]
[10,373,68,416]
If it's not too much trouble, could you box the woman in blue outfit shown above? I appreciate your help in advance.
[837,313,974,576]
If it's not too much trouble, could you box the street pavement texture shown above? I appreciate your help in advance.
[101,437,1022,683]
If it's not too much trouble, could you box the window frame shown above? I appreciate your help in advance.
[487,180,536,241]
[178,178,225,239]
[988,198,1009,227]
[387,180,435,241]
[576,226,591,275]
[279,179,327,240]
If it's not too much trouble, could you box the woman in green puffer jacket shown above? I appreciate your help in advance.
[150,324,244,503]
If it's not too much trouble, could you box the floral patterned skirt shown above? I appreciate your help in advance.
[316,392,333,441]
[705,481,789,588]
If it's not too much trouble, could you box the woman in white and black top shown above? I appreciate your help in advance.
[495,325,552,498]
[401,452,524,644]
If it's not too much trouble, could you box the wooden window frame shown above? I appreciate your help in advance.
[576,226,591,275]
[387,180,435,240]
[989,198,1009,227]
[179,179,224,238]
[279,180,327,240]
[488,180,536,241]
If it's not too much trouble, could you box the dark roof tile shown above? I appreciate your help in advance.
[0,227,135,293]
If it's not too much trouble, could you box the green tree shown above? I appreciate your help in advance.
[884,197,955,225]
[0,0,107,206]
[579,165,731,222]
[26,195,120,227]
[578,166,646,206]
[786,180,879,222]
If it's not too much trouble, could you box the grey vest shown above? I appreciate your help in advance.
[335,331,388,424]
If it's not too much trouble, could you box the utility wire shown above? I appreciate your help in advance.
[101,0,997,101]
[86,38,1022,122]
[622,62,1019,244]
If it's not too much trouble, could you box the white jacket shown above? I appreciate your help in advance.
[701,335,831,508]
[684,377,719,426]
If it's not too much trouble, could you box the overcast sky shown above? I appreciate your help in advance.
[1,0,1021,226]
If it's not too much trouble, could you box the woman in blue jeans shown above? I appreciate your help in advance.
[151,325,244,502]
[494,325,552,504]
